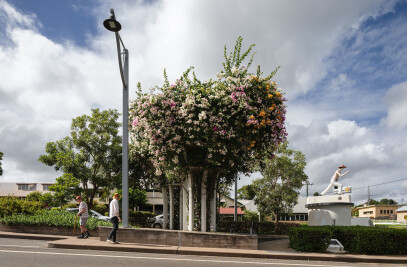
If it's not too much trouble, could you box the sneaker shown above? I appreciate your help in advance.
[106,239,111,242]
[77,236,84,239]
[108,240,115,244]
[114,241,121,244]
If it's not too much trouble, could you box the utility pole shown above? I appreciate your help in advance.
[367,186,370,204]
[304,181,313,197]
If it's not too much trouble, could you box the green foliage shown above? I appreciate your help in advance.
[313,192,321,196]
[93,204,108,215]
[129,210,156,226]
[367,199,379,205]
[0,209,111,230]
[26,191,42,202]
[39,108,122,208]
[39,192,54,207]
[237,185,256,200]
[289,226,407,255]
[379,198,398,205]
[289,227,331,252]
[242,210,260,221]
[0,197,44,216]
[62,203,78,209]
[117,188,148,210]
[253,142,308,222]
[217,220,300,235]
[49,173,80,208]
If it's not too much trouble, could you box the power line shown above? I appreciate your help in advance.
[352,177,407,191]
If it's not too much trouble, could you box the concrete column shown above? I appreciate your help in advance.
[201,170,208,232]
[169,185,174,230]
[188,171,194,231]
[162,186,168,229]
[182,179,188,231]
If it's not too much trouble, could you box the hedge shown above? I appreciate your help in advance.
[0,197,45,216]
[289,226,407,255]
[289,226,331,252]
[0,209,111,230]
[217,220,301,235]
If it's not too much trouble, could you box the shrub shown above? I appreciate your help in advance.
[0,209,111,230]
[93,204,108,215]
[62,203,78,210]
[217,220,300,235]
[26,191,42,202]
[288,226,407,255]
[0,197,44,216]
[289,226,331,252]
[129,211,156,226]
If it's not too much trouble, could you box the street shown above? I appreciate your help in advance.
[0,237,404,267]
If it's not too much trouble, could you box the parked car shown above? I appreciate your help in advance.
[149,214,164,228]
[66,208,111,222]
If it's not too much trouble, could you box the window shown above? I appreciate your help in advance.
[43,184,50,191]
[18,184,29,190]
[380,210,383,214]
[387,210,390,214]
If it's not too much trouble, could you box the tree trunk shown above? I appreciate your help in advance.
[162,186,168,229]
[169,185,174,230]
[201,170,208,232]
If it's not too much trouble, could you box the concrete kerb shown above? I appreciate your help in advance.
[2,231,407,264]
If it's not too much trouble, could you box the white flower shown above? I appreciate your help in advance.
[231,66,239,75]
[198,111,207,120]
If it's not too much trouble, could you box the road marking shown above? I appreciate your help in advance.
[0,249,355,266]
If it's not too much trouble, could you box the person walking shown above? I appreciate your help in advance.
[75,196,90,239]
[107,193,121,244]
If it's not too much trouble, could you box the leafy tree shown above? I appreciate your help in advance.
[252,142,308,223]
[39,109,122,208]
[117,188,148,210]
[379,198,398,205]
[367,199,379,205]
[313,192,321,196]
[26,191,42,202]
[39,192,54,207]
[0,151,3,176]
[49,173,81,208]
[237,184,256,200]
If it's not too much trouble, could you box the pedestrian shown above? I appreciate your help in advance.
[75,196,90,239]
[107,192,121,244]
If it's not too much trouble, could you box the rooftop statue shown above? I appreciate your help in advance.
[320,164,349,196]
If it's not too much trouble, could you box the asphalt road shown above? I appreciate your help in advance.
[0,237,404,267]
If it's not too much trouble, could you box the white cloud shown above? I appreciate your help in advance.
[1,0,406,205]
[382,81,407,129]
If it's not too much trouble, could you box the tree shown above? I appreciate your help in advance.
[313,192,321,196]
[237,184,256,200]
[39,108,122,208]
[252,142,308,223]
[0,151,3,176]
[129,37,287,230]
[367,199,379,205]
[117,188,148,210]
[49,173,80,208]
[26,191,42,202]
[39,192,54,207]
[379,198,398,205]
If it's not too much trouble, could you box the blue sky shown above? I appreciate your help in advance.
[1,0,407,205]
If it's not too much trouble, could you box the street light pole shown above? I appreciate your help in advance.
[103,9,129,227]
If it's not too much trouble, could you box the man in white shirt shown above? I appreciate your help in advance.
[320,164,350,196]
[75,196,90,238]
[107,193,121,244]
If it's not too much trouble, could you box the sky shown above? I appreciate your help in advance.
[1,0,407,205]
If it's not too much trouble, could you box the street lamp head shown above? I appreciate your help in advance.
[103,9,121,32]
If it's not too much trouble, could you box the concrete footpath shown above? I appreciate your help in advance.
[1,231,407,264]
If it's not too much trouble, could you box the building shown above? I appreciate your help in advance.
[218,207,245,220]
[0,182,53,198]
[278,196,308,222]
[396,206,407,223]
[355,204,400,219]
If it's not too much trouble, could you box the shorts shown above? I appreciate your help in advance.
[79,217,88,226]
